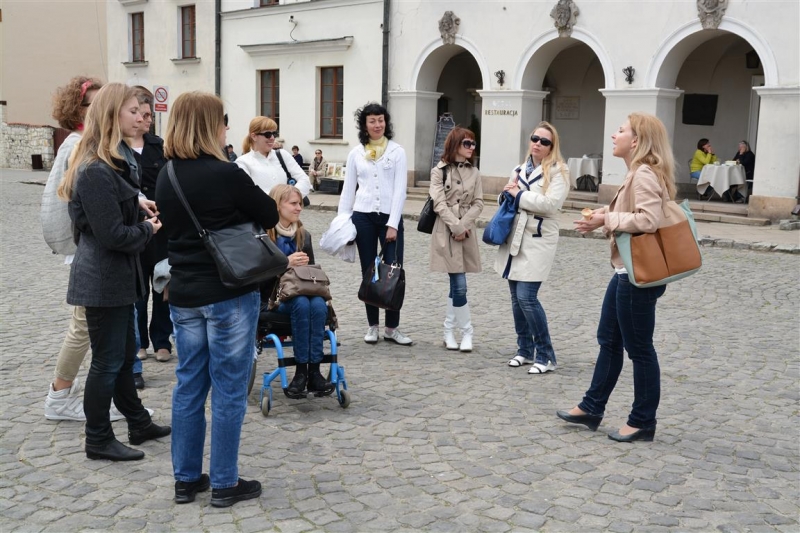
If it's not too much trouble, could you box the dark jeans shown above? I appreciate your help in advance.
[135,257,173,352]
[352,212,404,328]
[276,296,328,364]
[84,305,151,446]
[508,280,555,366]
[578,274,666,429]
[448,273,467,307]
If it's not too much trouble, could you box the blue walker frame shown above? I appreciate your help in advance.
[257,328,350,416]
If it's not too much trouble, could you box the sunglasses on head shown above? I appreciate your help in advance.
[256,131,279,139]
[461,139,477,149]
[530,135,553,147]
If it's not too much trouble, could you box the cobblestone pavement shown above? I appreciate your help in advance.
[1,170,798,532]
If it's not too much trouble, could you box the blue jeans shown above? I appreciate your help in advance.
[690,170,701,181]
[508,280,555,366]
[578,274,666,429]
[133,307,142,375]
[351,212,404,328]
[276,296,328,364]
[170,291,259,489]
[448,273,467,307]
[84,305,151,446]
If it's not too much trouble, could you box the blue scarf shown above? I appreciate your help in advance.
[276,235,297,257]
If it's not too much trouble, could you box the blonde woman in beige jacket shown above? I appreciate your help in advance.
[497,122,569,374]
[558,112,676,443]
[428,127,484,352]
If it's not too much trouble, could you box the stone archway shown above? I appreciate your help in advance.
[411,36,491,92]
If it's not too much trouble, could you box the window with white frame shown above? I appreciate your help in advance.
[130,12,145,62]
[180,5,196,59]
[260,70,280,127]
[320,66,343,138]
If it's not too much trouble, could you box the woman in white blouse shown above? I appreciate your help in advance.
[338,103,411,346]
[235,116,311,198]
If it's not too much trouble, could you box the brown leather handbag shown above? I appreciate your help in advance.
[269,265,331,309]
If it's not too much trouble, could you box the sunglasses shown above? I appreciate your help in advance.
[223,114,229,127]
[256,131,279,139]
[530,135,553,147]
[80,102,92,108]
[461,140,477,149]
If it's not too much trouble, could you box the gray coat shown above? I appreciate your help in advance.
[67,158,153,307]
[428,161,484,273]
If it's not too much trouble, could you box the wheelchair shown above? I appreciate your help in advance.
[247,303,350,417]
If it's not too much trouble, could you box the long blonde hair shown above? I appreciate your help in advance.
[58,83,137,201]
[242,116,278,155]
[627,112,676,199]
[267,184,305,250]
[528,121,568,191]
[163,92,227,161]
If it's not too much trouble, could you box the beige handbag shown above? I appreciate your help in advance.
[269,265,331,309]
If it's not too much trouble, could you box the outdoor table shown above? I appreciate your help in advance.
[567,157,601,190]
[697,164,747,199]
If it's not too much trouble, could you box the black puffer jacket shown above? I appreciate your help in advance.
[67,158,153,307]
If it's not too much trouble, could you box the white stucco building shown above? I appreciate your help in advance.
[103,0,799,221]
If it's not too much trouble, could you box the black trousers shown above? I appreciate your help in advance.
[84,305,151,446]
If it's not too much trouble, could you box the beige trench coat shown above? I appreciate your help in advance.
[493,161,569,282]
[428,161,484,273]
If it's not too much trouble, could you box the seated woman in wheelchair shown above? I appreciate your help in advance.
[262,184,333,398]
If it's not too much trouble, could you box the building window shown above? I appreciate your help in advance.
[260,70,280,126]
[320,67,343,138]
[181,5,196,59]
[260,0,280,5]
[131,12,145,62]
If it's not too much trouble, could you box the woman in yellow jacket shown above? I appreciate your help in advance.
[689,137,716,181]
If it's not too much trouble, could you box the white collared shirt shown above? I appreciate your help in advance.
[338,140,408,230]
[235,148,311,197]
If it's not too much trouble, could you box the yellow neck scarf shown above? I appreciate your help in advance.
[365,137,388,161]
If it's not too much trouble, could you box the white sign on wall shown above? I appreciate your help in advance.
[554,96,580,120]
[153,85,169,113]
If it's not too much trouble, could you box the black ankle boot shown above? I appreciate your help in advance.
[308,363,334,395]
[286,364,308,399]
[128,422,172,445]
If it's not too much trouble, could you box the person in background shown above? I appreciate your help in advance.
[500,122,569,374]
[732,140,755,197]
[262,184,333,398]
[156,92,278,507]
[428,127,484,352]
[58,82,170,461]
[559,112,675,443]
[235,117,311,198]
[338,102,412,346]
[226,145,238,162]
[130,86,173,373]
[291,145,304,167]
[308,149,328,189]
[689,137,716,181]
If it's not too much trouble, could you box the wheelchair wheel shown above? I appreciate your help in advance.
[261,396,271,417]
[247,358,257,396]
[338,389,351,409]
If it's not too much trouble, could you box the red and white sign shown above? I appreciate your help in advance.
[153,85,169,112]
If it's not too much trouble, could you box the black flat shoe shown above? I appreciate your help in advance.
[608,426,656,443]
[556,410,603,431]
[133,373,145,390]
[175,473,210,504]
[285,373,308,399]
[86,439,144,461]
[128,422,172,445]
[211,478,262,508]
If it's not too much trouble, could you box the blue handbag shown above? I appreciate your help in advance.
[482,191,517,245]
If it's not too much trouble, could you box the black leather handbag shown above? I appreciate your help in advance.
[357,254,405,311]
[166,161,288,289]
[417,166,447,234]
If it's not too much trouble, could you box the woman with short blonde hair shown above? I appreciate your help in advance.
[155,91,279,507]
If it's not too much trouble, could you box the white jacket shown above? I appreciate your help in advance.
[41,132,81,256]
[319,213,357,263]
[338,141,407,230]
[235,148,311,197]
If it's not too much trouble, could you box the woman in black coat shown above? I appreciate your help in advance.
[58,83,170,462]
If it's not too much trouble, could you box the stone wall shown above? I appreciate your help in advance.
[0,102,55,171]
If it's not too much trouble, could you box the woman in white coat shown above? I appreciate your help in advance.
[235,116,311,198]
[497,122,569,374]
[428,127,484,352]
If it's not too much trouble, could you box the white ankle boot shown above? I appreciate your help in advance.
[443,298,459,350]
[453,303,473,352]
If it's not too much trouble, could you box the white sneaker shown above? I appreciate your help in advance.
[44,379,85,421]
[384,328,413,346]
[137,349,149,361]
[364,326,379,344]
[528,361,557,374]
[110,402,154,422]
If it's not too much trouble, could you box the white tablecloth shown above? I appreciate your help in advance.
[567,158,601,189]
[697,164,747,198]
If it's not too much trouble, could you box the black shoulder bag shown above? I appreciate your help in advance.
[166,161,288,289]
[417,166,448,234]
[276,150,311,207]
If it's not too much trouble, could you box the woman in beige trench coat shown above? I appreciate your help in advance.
[429,127,484,352]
